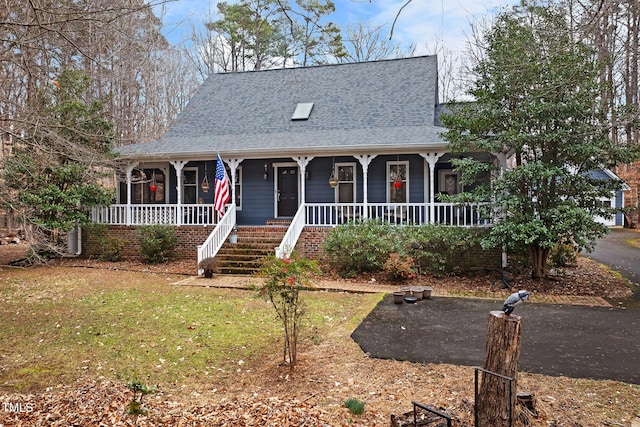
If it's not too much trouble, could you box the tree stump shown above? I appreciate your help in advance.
[477,310,522,427]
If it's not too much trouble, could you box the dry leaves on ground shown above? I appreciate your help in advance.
[1,244,638,426]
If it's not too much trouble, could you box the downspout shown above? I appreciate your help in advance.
[494,152,509,268]
[76,225,82,255]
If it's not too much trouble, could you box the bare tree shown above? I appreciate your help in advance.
[0,0,201,250]
[560,0,640,225]
[340,22,414,63]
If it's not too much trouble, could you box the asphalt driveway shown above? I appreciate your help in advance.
[584,228,640,307]
[351,295,640,384]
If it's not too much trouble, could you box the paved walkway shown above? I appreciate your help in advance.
[172,275,611,307]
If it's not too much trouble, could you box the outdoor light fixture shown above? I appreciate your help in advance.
[263,162,269,180]
[201,162,210,192]
[328,158,338,188]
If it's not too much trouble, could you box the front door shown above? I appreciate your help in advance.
[277,166,298,217]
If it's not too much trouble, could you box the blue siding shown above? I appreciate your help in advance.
[236,159,276,225]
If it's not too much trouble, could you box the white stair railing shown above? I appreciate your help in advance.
[275,204,306,259]
[196,204,236,275]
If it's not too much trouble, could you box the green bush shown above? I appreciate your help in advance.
[344,398,365,415]
[324,222,485,278]
[137,225,177,264]
[98,235,128,262]
[125,380,157,416]
[323,220,402,277]
[406,225,484,277]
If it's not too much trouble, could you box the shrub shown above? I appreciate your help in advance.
[323,220,401,277]
[383,253,416,281]
[198,257,219,278]
[323,222,487,278]
[344,398,365,415]
[258,254,319,369]
[406,225,484,277]
[137,225,177,264]
[98,235,128,262]
[125,380,157,416]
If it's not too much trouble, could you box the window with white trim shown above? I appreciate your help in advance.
[183,167,198,204]
[335,162,356,203]
[387,161,408,203]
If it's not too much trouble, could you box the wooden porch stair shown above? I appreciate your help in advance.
[215,225,288,275]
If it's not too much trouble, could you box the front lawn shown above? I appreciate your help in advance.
[1,265,638,426]
[0,266,380,392]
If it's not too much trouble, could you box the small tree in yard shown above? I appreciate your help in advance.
[258,255,319,369]
[441,1,640,279]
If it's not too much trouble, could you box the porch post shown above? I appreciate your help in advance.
[295,156,313,205]
[225,158,242,209]
[493,152,508,173]
[356,154,376,219]
[170,160,188,226]
[420,152,444,224]
[125,163,136,226]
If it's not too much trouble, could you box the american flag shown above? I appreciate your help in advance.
[214,154,230,215]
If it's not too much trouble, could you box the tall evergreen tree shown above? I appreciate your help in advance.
[441,1,639,279]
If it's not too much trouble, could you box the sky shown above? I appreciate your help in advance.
[156,0,519,57]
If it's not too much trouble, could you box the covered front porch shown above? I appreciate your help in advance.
[94,151,499,273]
[101,151,499,226]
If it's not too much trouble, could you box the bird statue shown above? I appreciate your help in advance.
[502,290,530,315]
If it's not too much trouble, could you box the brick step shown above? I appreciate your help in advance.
[219,265,262,275]
[220,241,278,249]
[214,225,287,275]
[216,252,269,262]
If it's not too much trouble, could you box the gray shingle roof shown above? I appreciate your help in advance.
[118,55,447,160]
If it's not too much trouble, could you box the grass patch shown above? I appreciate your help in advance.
[0,266,381,392]
[625,237,640,249]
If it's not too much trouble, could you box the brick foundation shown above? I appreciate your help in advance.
[82,225,213,260]
[83,225,502,272]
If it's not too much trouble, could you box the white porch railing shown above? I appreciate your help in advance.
[197,204,236,275]
[275,204,307,259]
[304,202,490,227]
[91,202,490,227]
[91,204,216,226]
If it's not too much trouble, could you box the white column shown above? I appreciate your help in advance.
[295,156,313,205]
[125,163,137,225]
[170,160,188,225]
[420,152,444,224]
[356,154,376,219]
[225,158,243,207]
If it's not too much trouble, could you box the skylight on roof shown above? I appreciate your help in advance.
[292,102,314,121]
